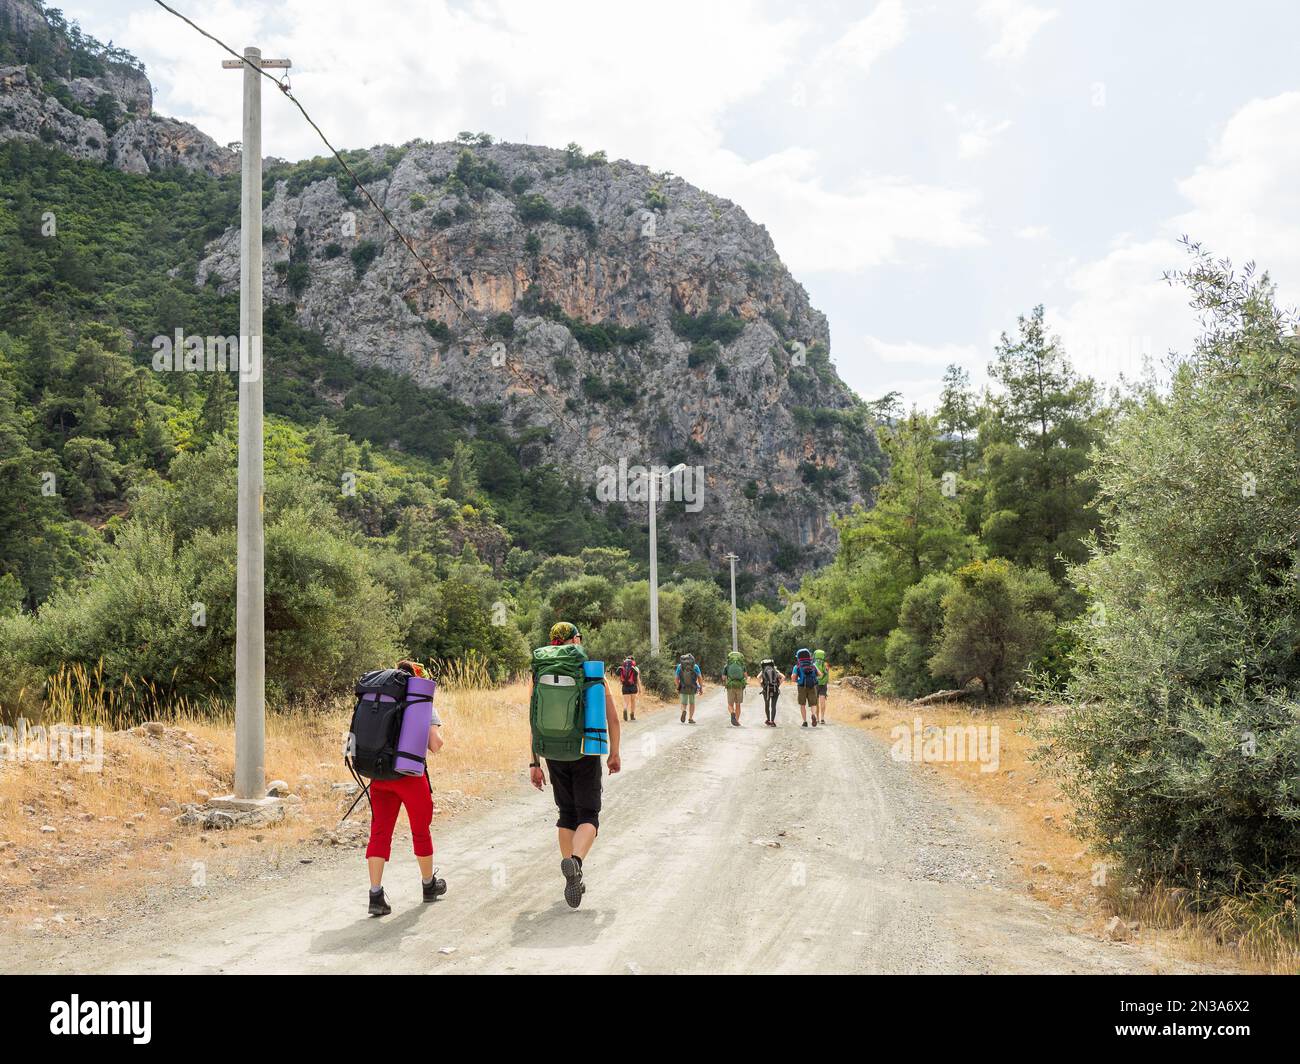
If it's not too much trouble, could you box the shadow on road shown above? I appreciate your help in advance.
[309,901,435,955]
[510,900,617,948]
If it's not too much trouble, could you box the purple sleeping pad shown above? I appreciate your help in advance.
[394,674,436,775]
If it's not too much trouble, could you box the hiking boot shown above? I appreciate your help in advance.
[811,715,818,727]
[422,871,448,902]
[623,710,628,721]
[368,888,391,917]
[561,856,586,909]
[801,721,808,728]
[681,709,687,723]
[631,714,637,721]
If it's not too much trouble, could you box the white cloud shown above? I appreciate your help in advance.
[60,0,978,278]
[1052,91,1300,384]
[714,148,984,273]
[863,336,982,367]
[946,105,1012,160]
[822,0,908,73]
[978,0,1058,63]
[853,336,988,411]
[1015,224,1049,239]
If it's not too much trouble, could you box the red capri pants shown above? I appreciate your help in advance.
[365,774,434,861]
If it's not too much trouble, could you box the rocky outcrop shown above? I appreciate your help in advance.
[0,0,236,176]
[1,0,882,580]
[197,141,884,579]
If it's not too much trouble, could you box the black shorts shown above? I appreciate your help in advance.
[546,755,603,831]
[621,683,638,694]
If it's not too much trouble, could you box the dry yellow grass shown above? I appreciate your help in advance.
[829,685,1299,974]
[0,665,666,931]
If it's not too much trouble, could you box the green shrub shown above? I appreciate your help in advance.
[1043,248,1300,893]
[687,340,718,368]
[557,205,595,233]
[516,193,556,224]
[929,559,1056,701]
[350,240,380,279]
[881,573,956,698]
[671,308,745,345]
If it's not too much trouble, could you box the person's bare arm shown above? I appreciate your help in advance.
[427,723,444,755]
[604,680,621,773]
[528,675,545,789]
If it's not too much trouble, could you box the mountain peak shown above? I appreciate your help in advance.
[0,0,235,176]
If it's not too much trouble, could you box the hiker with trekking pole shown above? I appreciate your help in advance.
[759,657,782,726]
[814,648,830,725]
[343,659,448,917]
[528,621,621,909]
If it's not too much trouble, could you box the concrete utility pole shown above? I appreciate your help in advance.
[648,463,688,658]
[220,48,289,803]
[724,552,739,652]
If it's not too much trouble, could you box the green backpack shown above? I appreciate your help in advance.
[530,643,591,762]
[725,652,746,687]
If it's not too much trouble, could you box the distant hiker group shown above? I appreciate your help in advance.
[342,634,830,917]
[675,646,829,728]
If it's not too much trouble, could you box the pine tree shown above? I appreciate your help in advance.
[937,363,978,472]
[978,306,1103,579]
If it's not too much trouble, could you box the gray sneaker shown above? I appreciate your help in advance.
[560,856,586,909]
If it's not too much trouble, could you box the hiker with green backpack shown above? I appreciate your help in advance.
[814,648,830,725]
[723,650,747,726]
[675,653,704,723]
[528,621,621,909]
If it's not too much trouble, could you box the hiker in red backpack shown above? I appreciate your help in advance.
[366,660,447,917]
[617,655,641,721]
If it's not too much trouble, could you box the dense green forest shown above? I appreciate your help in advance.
[0,137,741,712]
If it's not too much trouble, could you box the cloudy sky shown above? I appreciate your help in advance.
[63,0,1300,409]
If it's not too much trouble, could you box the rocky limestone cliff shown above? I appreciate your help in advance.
[0,0,882,581]
[197,140,884,579]
[0,0,235,176]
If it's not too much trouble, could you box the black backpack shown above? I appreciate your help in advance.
[341,668,431,821]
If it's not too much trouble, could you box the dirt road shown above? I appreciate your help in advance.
[3,687,1192,974]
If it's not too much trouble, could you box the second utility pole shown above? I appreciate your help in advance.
[724,552,739,652]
